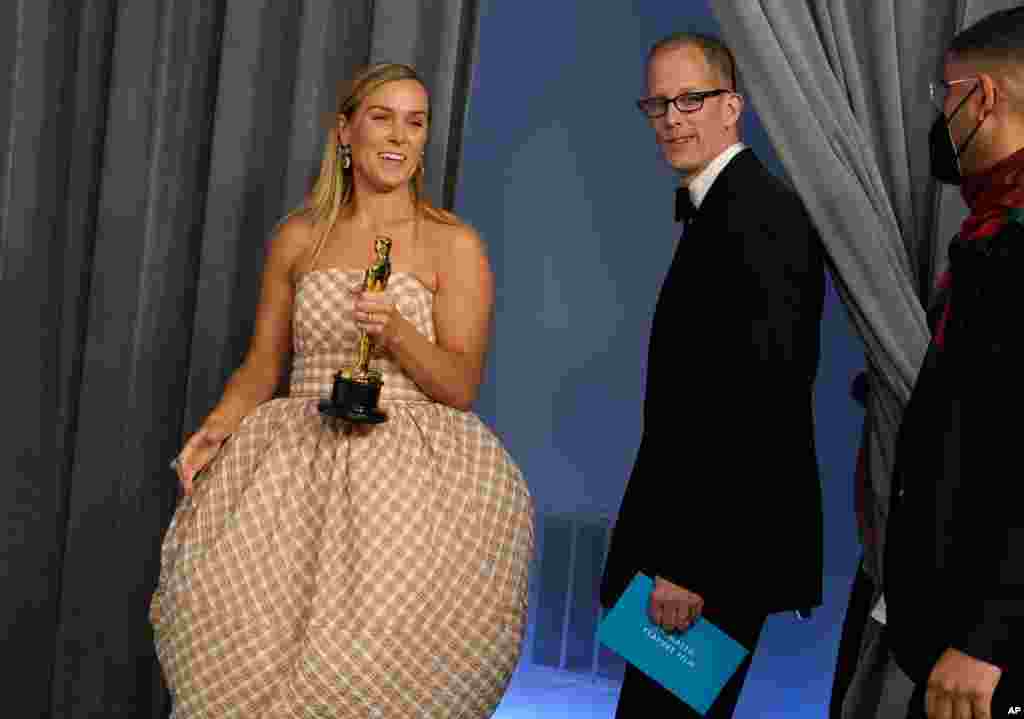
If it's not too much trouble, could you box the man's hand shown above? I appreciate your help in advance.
[925,647,1003,719]
[649,576,703,633]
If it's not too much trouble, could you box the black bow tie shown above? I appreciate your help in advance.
[675,187,696,224]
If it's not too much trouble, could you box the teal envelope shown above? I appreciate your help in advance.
[597,573,750,715]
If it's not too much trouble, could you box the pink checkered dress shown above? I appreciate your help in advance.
[151,269,534,718]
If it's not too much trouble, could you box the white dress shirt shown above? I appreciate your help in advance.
[871,592,887,625]
[685,142,748,209]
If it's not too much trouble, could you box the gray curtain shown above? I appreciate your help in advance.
[0,2,479,717]
[708,1,950,591]
[708,0,1020,717]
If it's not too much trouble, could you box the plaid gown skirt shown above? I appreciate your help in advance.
[151,270,534,718]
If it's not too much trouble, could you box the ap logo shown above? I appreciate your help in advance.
[1008,707,1022,715]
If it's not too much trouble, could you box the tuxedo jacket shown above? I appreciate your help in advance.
[600,148,826,615]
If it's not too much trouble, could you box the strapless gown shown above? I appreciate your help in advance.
[151,269,534,718]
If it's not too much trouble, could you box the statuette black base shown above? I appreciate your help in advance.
[318,372,387,424]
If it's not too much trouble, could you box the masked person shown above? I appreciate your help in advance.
[883,7,1024,718]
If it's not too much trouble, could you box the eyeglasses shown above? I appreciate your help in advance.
[928,77,978,110]
[636,89,731,118]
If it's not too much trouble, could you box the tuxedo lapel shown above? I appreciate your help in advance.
[675,187,696,224]
[687,147,754,236]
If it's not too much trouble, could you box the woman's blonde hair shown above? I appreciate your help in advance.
[286,63,459,252]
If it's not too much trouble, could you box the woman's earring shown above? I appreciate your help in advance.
[338,144,352,170]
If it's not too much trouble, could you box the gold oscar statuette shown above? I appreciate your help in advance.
[318,235,393,424]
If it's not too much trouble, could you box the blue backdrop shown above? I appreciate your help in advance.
[456,2,868,715]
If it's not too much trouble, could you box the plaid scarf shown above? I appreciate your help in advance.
[934,146,1024,348]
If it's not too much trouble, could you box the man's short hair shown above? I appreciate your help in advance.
[950,6,1024,70]
[648,32,738,92]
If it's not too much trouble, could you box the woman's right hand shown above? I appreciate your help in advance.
[173,423,232,497]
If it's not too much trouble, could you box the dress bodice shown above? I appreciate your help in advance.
[289,269,435,402]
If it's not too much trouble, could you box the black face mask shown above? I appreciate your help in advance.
[929,83,984,185]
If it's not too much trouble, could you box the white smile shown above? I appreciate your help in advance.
[379,152,406,162]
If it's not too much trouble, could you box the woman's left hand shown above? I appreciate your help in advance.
[352,291,403,347]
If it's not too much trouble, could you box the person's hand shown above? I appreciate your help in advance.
[172,423,231,497]
[925,647,1003,719]
[351,290,403,348]
[649,575,704,633]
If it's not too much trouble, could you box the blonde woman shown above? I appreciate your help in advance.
[152,63,534,718]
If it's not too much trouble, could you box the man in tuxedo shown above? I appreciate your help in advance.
[884,8,1024,718]
[600,32,825,717]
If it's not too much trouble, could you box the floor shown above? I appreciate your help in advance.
[492,573,856,717]
[493,663,622,718]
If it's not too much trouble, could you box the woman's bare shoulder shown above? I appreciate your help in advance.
[422,216,491,295]
[274,212,318,249]
[270,212,322,275]
[423,213,486,259]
